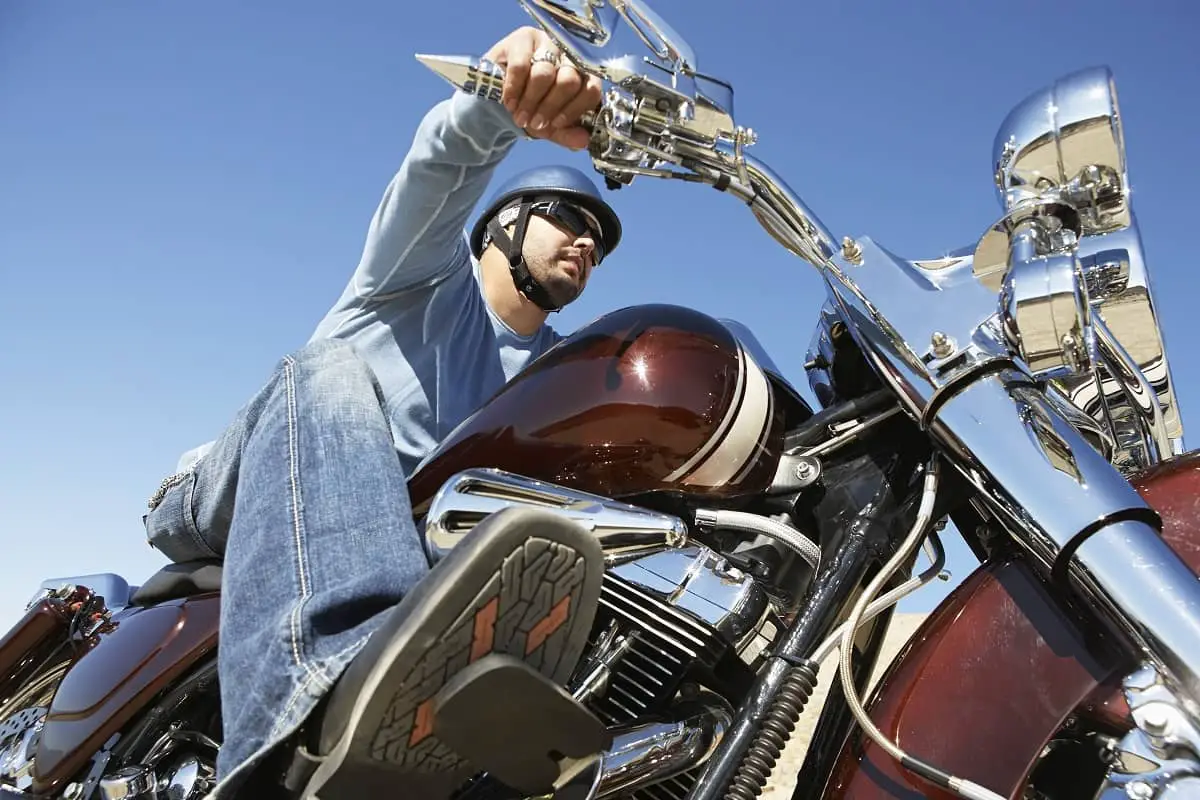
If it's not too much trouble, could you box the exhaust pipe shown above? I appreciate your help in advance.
[554,698,731,799]
[423,469,689,564]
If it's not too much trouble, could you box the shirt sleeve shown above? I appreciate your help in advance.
[348,91,522,299]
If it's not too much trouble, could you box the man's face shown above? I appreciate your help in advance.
[517,205,603,308]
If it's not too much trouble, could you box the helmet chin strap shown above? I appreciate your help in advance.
[486,201,562,313]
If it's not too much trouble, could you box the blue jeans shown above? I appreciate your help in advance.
[143,340,432,792]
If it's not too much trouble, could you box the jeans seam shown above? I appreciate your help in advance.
[268,630,373,743]
[182,471,221,560]
[282,355,334,689]
[267,669,321,743]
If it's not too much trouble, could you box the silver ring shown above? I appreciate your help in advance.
[531,47,561,67]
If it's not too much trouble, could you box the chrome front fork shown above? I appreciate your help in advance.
[929,367,1200,719]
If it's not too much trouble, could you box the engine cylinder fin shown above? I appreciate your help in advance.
[584,572,746,798]
[611,683,656,708]
[600,581,715,640]
[599,590,708,651]
[597,599,699,660]
[621,658,668,687]
[627,642,684,672]
[613,673,660,700]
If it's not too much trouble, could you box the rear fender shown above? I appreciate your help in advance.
[31,594,220,794]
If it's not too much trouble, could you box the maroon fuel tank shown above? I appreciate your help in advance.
[409,304,786,510]
[823,451,1200,800]
[31,594,220,794]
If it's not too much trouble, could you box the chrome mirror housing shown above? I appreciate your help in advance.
[1000,248,1093,380]
[972,67,1183,473]
[992,66,1129,235]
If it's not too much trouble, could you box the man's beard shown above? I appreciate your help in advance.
[529,257,584,307]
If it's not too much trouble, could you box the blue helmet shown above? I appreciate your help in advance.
[470,165,622,260]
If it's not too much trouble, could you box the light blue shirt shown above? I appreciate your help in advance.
[179,92,562,477]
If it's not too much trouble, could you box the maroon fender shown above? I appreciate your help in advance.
[31,594,220,794]
[824,451,1200,800]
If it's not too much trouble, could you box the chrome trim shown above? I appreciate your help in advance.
[570,622,636,705]
[0,709,44,793]
[1071,524,1200,716]
[98,767,157,800]
[1066,221,1184,467]
[423,469,689,564]
[818,240,1007,417]
[991,66,1129,234]
[1095,664,1200,799]
[610,546,770,654]
[929,369,1141,558]
[999,230,1093,378]
[1093,313,1172,466]
[35,574,133,612]
[978,68,1182,468]
[553,697,731,799]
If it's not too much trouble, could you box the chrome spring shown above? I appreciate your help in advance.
[725,660,820,800]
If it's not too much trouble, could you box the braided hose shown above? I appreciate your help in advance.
[724,660,820,800]
[694,509,821,568]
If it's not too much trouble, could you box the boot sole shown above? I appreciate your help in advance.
[301,507,604,799]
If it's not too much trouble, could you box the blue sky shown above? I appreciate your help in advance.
[2,1,1198,629]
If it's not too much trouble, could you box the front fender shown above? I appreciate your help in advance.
[822,451,1200,799]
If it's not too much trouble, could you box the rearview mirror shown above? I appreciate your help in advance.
[991,66,1129,235]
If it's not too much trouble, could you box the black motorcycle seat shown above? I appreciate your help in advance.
[130,560,223,605]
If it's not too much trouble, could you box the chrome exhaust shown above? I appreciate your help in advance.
[423,469,689,564]
[553,698,731,799]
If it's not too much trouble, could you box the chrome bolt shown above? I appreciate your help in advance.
[1141,703,1171,736]
[930,331,954,359]
[793,457,820,486]
[841,236,863,264]
[1126,780,1154,800]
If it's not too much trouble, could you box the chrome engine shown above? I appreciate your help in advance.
[2,468,777,800]
[426,469,780,799]
[0,707,45,792]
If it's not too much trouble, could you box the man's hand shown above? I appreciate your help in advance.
[483,27,602,151]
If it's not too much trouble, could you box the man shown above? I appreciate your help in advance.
[142,25,622,799]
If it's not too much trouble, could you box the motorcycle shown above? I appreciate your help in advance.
[2,1,1195,799]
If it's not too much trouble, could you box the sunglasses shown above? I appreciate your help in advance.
[529,200,606,265]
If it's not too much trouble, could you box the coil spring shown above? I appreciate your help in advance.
[725,659,820,800]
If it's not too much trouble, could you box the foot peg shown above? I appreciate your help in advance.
[434,655,611,794]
